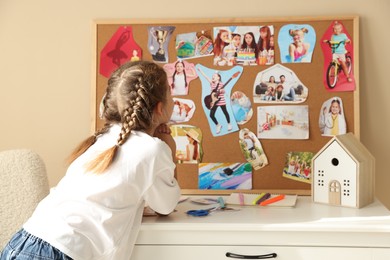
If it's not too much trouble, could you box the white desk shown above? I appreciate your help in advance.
[132,196,390,260]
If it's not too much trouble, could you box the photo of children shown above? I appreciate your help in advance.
[321,21,355,91]
[170,125,203,164]
[196,64,242,136]
[163,60,198,96]
[169,98,195,124]
[198,162,252,190]
[257,105,309,139]
[148,25,175,63]
[239,128,268,170]
[283,151,314,184]
[278,24,316,63]
[319,97,347,136]
[230,91,253,125]
[253,64,308,104]
[212,26,275,66]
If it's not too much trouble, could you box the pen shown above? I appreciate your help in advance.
[238,193,244,206]
[260,194,286,206]
[252,193,265,205]
[256,193,271,205]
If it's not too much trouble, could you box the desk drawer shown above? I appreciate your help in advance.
[132,245,376,260]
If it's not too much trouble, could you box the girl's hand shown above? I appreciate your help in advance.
[154,124,177,162]
[154,123,171,135]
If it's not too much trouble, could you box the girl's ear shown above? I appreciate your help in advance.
[155,101,164,116]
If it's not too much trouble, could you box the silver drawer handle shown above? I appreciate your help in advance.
[226,252,277,259]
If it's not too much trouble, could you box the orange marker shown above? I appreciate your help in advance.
[260,194,285,206]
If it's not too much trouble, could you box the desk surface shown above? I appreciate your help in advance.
[138,196,390,247]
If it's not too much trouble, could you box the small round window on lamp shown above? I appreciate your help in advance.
[331,158,339,166]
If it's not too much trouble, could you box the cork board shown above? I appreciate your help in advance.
[92,16,359,195]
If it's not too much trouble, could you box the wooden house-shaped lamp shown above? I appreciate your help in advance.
[312,133,375,208]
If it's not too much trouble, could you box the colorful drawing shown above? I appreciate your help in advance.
[253,64,308,104]
[163,60,198,96]
[196,64,243,136]
[283,151,314,184]
[212,26,274,66]
[230,91,253,125]
[319,97,347,136]
[198,162,252,190]
[321,21,355,91]
[175,31,214,59]
[257,105,309,139]
[99,26,142,78]
[278,24,316,63]
[148,26,175,63]
[170,98,196,124]
[238,129,268,170]
[170,125,203,164]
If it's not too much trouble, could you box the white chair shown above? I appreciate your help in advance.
[0,149,49,250]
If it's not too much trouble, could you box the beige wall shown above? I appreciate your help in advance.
[1,0,389,208]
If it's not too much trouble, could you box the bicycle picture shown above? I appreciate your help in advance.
[320,20,355,92]
[324,40,352,88]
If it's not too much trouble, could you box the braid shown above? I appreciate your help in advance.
[82,61,168,174]
[66,123,111,165]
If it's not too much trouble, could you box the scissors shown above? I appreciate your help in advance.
[186,207,217,217]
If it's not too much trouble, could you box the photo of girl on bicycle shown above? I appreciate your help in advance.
[321,20,355,92]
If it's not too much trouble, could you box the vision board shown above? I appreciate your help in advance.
[92,16,359,195]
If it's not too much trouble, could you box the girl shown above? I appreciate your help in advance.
[321,98,347,136]
[198,67,233,134]
[168,60,196,96]
[0,61,180,260]
[288,28,310,62]
[177,129,200,163]
[240,32,259,63]
[213,29,230,65]
[257,26,271,52]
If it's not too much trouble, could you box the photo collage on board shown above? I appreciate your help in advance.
[98,19,356,189]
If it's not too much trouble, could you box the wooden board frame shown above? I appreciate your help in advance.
[91,16,359,195]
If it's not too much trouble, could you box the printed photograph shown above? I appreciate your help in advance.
[170,125,203,164]
[198,162,252,190]
[213,25,275,66]
[319,97,347,136]
[253,64,308,104]
[321,20,355,91]
[257,105,309,139]
[278,24,316,63]
[283,151,314,184]
[238,128,268,170]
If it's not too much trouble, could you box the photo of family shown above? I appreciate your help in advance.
[198,162,252,190]
[283,151,314,184]
[253,64,308,104]
[278,24,316,63]
[238,128,268,170]
[213,25,274,66]
[257,105,309,139]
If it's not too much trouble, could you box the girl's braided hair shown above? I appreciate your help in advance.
[67,61,168,173]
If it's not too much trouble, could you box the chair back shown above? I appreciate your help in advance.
[0,149,49,250]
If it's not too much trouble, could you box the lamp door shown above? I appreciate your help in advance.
[329,180,341,205]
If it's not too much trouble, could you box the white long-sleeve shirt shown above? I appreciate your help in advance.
[24,124,180,260]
